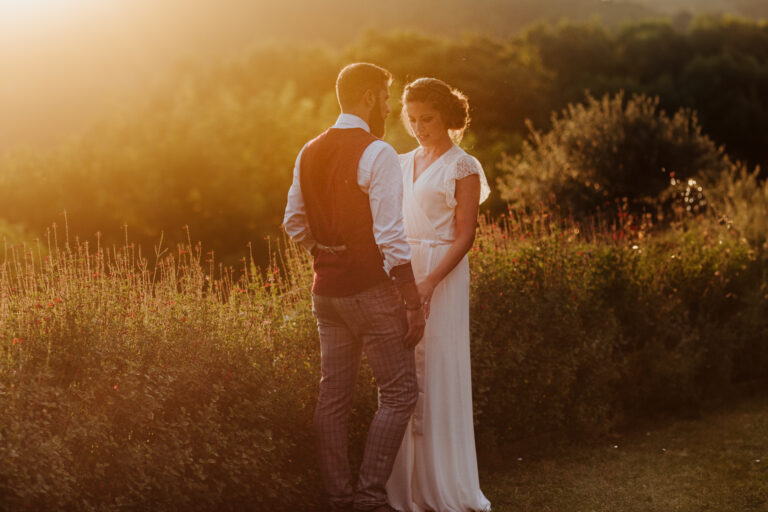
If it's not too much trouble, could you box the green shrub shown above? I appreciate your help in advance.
[0,232,323,510]
[701,163,768,252]
[1,214,766,510]
[469,213,768,453]
[496,92,731,216]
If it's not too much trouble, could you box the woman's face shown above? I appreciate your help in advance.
[405,101,448,147]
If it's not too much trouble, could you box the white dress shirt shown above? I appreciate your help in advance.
[283,113,412,275]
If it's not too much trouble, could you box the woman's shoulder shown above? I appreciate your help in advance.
[397,148,418,167]
[446,145,491,204]
[450,146,482,175]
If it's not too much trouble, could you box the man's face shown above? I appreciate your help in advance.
[368,87,390,138]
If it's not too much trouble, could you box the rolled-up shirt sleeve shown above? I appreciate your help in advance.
[366,144,415,284]
[282,146,317,253]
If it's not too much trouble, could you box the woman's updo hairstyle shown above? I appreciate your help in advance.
[402,77,470,143]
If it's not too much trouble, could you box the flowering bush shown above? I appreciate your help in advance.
[0,213,766,510]
[0,229,331,510]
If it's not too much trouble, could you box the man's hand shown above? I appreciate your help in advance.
[397,279,425,348]
[416,278,436,319]
[404,306,426,348]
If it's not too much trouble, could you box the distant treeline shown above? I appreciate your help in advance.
[1,16,766,261]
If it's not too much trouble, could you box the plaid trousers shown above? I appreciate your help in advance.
[312,282,418,511]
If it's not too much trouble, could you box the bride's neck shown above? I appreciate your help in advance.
[419,136,453,158]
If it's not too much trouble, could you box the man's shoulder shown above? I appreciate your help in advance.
[298,129,329,160]
[360,139,400,180]
[305,127,379,149]
[367,138,397,156]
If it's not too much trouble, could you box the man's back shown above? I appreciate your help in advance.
[299,127,387,297]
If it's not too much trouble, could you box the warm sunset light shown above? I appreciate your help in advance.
[0,0,97,26]
[1,2,767,510]
[1,0,78,15]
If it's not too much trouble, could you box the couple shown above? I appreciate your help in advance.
[283,62,491,512]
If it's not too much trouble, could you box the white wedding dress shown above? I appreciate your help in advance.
[386,144,492,512]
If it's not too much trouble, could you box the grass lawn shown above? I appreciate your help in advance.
[483,393,768,512]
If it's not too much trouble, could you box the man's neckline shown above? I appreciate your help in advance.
[334,113,371,133]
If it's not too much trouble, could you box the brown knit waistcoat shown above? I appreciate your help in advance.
[300,128,389,297]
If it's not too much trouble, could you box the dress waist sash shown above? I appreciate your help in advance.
[407,238,453,247]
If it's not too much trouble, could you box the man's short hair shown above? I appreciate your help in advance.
[336,63,392,110]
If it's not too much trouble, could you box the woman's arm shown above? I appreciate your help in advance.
[417,173,481,317]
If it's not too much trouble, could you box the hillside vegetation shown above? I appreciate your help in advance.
[1,17,767,262]
[1,201,766,509]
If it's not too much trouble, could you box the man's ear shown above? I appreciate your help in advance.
[362,89,376,109]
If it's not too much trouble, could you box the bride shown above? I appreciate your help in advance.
[385,78,491,512]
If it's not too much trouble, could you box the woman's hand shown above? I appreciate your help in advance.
[417,278,437,319]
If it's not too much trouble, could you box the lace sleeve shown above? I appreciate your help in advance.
[444,154,491,207]
[456,156,480,179]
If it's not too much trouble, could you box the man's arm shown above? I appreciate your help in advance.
[283,146,317,253]
[366,144,412,277]
[366,143,425,347]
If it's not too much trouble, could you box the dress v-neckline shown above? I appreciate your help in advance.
[411,145,454,186]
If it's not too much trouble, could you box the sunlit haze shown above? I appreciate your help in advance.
[0,0,765,152]
[0,0,270,150]
[1,0,95,23]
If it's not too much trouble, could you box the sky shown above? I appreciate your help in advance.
[0,1,273,150]
[0,0,763,152]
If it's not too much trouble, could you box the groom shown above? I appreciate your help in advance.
[283,63,425,511]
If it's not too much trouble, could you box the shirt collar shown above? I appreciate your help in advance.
[333,113,371,133]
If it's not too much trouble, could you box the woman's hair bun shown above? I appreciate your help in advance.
[402,78,470,141]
